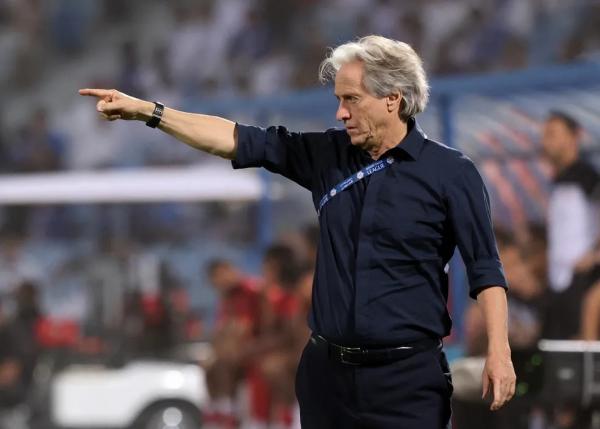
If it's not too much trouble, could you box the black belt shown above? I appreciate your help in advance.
[311,334,441,366]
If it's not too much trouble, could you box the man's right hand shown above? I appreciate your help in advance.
[78,87,238,159]
[78,88,154,122]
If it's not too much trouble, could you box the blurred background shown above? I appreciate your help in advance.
[0,0,599,428]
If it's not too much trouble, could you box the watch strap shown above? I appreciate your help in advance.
[145,101,165,128]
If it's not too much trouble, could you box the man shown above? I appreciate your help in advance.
[541,111,600,294]
[540,111,600,341]
[80,35,515,428]
[204,259,261,428]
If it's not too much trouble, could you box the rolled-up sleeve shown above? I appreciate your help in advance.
[445,156,508,298]
[232,123,322,191]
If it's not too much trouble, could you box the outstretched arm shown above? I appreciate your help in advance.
[78,89,238,159]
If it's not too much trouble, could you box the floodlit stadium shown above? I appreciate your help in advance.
[1,1,600,428]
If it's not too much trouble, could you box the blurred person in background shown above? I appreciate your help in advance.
[48,0,99,55]
[495,229,543,350]
[579,241,600,340]
[542,110,600,293]
[79,34,515,428]
[256,227,317,428]
[167,1,220,96]
[117,41,145,99]
[456,227,544,429]
[0,281,43,429]
[0,298,27,429]
[227,6,272,95]
[522,223,548,290]
[203,259,261,429]
[4,108,65,173]
[0,233,43,296]
[8,281,41,387]
[252,244,304,429]
[541,110,600,339]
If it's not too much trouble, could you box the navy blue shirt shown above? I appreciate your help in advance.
[233,118,507,346]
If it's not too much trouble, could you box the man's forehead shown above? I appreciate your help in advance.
[335,61,364,82]
[546,118,575,133]
[334,62,365,93]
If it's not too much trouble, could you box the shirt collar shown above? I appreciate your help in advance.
[391,117,426,160]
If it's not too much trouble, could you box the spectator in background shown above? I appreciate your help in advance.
[495,229,543,350]
[291,29,326,90]
[0,233,43,296]
[140,45,180,109]
[542,110,600,293]
[433,5,489,75]
[540,110,600,339]
[167,1,219,95]
[580,241,600,340]
[522,223,548,288]
[252,244,304,429]
[0,302,27,429]
[7,281,41,389]
[457,228,543,429]
[203,259,261,429]
[0,281,42,428]
[561,1,600,62]
[227,6,272,94]
[117,41,145,99]
[248,41,294,96]
[49,0,99,54]
[6,108,65,173]
[463,228,543,355]
[361,0,402,40]
[7,0,44,88]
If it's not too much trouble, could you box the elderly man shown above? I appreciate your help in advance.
[80,35,515,428]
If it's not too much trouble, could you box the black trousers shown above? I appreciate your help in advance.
[295,336,453,429]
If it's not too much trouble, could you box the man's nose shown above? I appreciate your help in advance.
[336,102,350,122]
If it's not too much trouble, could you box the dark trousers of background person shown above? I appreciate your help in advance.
[452,397,534,429]
[295,335,452,429]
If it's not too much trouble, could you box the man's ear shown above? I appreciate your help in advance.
[386,92,402,113]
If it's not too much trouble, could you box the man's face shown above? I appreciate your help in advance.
[209,265,238,293]
[334,61,392,148]
[541,118,577,166]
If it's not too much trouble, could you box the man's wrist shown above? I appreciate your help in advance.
[487,342,511,357]
[137,101,156,122]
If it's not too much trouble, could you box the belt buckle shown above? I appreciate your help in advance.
[339,345,362,365]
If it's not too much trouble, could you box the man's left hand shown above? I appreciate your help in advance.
[481,351,516,410]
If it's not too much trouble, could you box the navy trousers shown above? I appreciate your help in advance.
[295,336,453,428]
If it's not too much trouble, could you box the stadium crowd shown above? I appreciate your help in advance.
[0,0,600,428]
[1,0,600,172]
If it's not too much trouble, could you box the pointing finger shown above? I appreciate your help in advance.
[79,88,113,98]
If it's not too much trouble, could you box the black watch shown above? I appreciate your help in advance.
[145,101,165,128]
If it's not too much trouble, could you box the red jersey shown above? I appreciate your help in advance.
[215,278,261,335]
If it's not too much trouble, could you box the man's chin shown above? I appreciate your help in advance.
[348,135,366,147]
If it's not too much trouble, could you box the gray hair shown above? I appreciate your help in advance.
[319,35,430,121]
